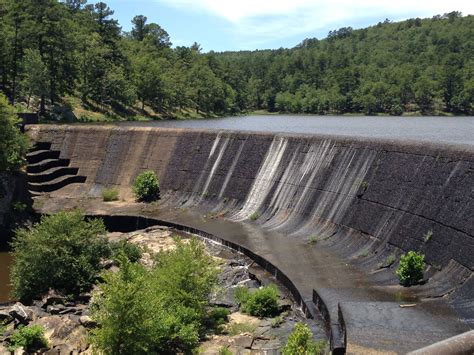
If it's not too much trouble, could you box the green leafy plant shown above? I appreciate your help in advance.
[91,238,218,354]
[109,240,142,264]
[132,170,160,202]
[206,307,230,329]
[0,94,29,172]
[249,212,260,221]
[8,325,48,352]
[102,188,119,202]
[235,285,280,318]
[396,251,425,286]
[10,210,109,302]
[282,323,326,355]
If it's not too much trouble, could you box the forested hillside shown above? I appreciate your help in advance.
[0,1,472,119]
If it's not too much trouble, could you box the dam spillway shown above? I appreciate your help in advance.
[26,125,473,353]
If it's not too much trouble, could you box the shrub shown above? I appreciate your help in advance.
[282,323,326,355]
[132,170,159,202]
[91,238,219,354]
[8,325,48,352]
[206,307,230,329]
[0,94,29,172]
[10,210,109,302]
[110,240,142,264]
[235,285,280,318]
[102,188,119,202]
[396,251,425,286]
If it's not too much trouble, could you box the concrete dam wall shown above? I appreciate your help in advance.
[28,125,473,319]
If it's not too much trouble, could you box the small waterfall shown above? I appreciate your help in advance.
[201,136,230,198]
[263,140,335,229]
[233,136,288,221]
[310,147,376,225]
[191,133,224,198]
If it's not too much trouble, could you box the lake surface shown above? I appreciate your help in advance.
[0,251,13,303]
[119,115,474,146]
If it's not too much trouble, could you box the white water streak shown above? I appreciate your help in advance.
[233,136,288,220]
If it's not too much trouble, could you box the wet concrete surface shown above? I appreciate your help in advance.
[34,197,471,354]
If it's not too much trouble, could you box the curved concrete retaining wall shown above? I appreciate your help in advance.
[27,125,474,321]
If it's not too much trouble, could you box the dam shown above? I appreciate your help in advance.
[22,123,474,353]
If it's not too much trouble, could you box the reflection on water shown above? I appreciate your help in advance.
[118,115,474,146]
[0,251,13,303]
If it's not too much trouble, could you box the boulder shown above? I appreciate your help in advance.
[9,302,33,324]
[0,309,13,324]
[41,290,66,308]
[79,316,97,328]
[47,304,66,315]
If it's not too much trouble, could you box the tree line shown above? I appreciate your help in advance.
[0,1,472,118]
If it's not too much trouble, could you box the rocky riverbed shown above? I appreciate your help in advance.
[0,226,324,354]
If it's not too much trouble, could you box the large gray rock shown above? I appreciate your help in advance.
[9,302,33,324]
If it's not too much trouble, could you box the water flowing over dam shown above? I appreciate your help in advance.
[26,125,473,353]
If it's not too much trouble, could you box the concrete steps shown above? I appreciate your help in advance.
[26,142,86,195]
[28,175,87,193]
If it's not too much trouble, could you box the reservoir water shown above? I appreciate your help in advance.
[119,115,474,147]
[0,251,13,303]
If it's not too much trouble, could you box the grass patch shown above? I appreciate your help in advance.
[102,188,119,202]
[218,347,233,355]
[424,230,433,242]
[378,254,396,269]
[307,235,318,244]
[249,212,260,221]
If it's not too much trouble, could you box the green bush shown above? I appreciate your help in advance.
[282,323,326,355]
[8,325,48,352]
[235,285,280,318]
[91,238,218,354]
[10,210,109,302]
[110,240,142,264]
[206,307,230,329]
[102,188,119,202]
[0,94,29,172]
[396,251,425,286]
[132,170,159,202]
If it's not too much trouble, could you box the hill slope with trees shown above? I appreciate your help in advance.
[0,0,472,119]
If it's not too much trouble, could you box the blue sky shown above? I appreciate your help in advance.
[106,0,474,52]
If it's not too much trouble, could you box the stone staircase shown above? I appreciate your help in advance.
[27,142,86,195]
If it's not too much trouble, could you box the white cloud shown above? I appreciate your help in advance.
[158,0,474,49]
